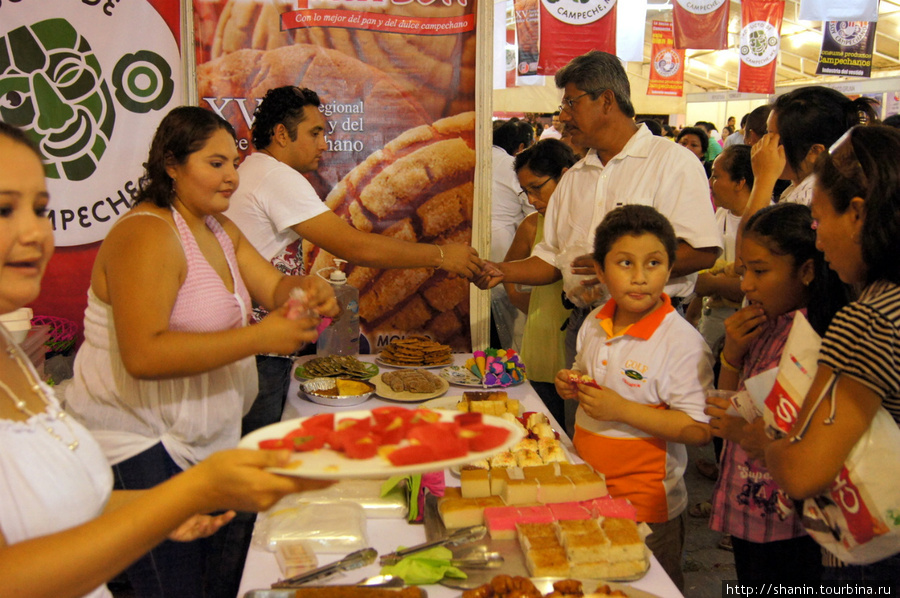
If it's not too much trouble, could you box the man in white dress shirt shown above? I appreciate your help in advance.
[476,51,721,432]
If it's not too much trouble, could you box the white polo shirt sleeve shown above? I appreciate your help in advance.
[654,316,714,424]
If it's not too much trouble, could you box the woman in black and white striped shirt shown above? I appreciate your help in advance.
[746,125,900,584]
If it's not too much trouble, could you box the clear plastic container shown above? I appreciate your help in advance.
[253,502,369,554]
[274,539,318,578]
[316,259,359,356]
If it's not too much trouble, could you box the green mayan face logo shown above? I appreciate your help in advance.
[0,18,173,181]
[748,29,768,57]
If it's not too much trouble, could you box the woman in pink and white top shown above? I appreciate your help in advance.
[65,107,338,597]
[0,121,331,598]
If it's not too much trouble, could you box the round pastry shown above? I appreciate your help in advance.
[304,112,475,352]
[197,44,431,195]
[206,0,475,121]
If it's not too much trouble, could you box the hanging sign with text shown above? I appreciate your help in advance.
[738,0,784,94]
[648,21,685,97]
[816,21,876,78]
[536,0,616,76]
[673,0,728,50]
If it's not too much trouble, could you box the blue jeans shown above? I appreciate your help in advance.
[241,355,293,436]
[113,443,253,598]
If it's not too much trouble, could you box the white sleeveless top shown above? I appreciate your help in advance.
[65,210,257,470]
[0,335,114,598]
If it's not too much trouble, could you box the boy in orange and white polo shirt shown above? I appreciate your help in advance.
[555,205,713,591]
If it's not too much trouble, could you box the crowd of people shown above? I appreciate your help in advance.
[482,51,900,591]
[3,47,900,598]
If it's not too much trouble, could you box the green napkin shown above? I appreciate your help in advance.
[381,475,421,521]
[379,546,467,585]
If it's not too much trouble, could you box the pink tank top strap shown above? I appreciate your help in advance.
[168,211,251,333]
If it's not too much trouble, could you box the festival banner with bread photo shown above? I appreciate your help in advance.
[194,0,477,353]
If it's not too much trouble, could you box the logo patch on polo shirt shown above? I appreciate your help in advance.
[620,360,649,388]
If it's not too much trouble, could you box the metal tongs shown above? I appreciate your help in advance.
[272,547,377,589]
[378,525,487,565]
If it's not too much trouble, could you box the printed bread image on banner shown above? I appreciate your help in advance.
[304,113,476,354]
[194,0,476,353]
[514,0,540,77]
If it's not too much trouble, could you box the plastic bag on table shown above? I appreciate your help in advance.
[252,501,368,554]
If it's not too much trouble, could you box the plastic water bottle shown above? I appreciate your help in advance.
[316,259,360,356]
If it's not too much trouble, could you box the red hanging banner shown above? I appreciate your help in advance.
[738,0,785,94]
[647,21,685,97]
[673,0,729,50]
[537,0,616,76]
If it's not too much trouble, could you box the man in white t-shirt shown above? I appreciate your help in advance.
[475,51,721,433]
[226,86,483,433]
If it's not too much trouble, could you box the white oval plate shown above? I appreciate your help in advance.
[421,395,464,410]
[440,365,525,388]
[375,355,453,370]
[372,373,450,402]
[239,408,526,479]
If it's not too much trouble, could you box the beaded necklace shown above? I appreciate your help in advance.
[0,326,79,451]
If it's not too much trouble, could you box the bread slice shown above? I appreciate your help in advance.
[489,467,510,496]
[563,532,611,564]
[522,463,560,479]
[500,477,539,505]
[483,505,518,540]
[514,448,543,467]
[569,471,609,501]
[516,521,558,539]
[557,463,595,477]
[516,521,557,554]
[489,451,516,469]
[522,534,564,552]
[537,476,575,504]
[549,501,592,521]
[556,518,601,537]
[570,561,611,579]
[525,547,570,578]
[460,469,491,498]
[438,497,483,529]
[539,441,569,464]
[602,518,645,563]
[606,557,649,579]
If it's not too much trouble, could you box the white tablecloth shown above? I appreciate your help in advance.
[238,354,682,597]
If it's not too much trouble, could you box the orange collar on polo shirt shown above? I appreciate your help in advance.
[595,294,674,340]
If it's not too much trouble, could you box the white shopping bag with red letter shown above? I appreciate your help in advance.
[795,374,900,564]
[762,312,821,438]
